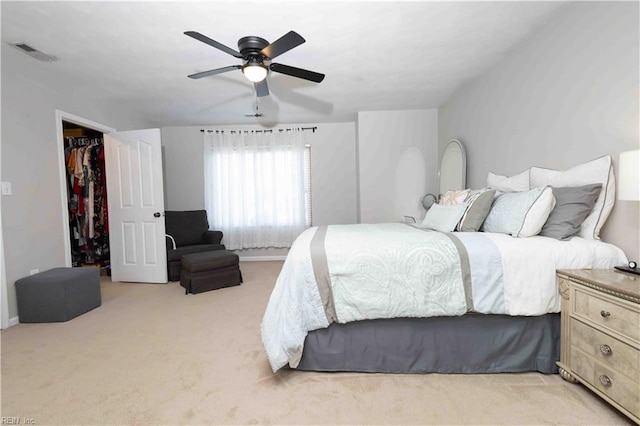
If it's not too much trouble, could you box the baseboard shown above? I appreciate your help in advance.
[8,316,19,327]
[238,256,287,262]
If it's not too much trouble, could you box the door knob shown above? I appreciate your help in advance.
[154,212,161,218]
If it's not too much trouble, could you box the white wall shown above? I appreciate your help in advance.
[307,123,358,226]
[439,2,639,261]
[1,45,153,323]
[161,123,358,257]
[358,109,439,223]
[160,126,205,211]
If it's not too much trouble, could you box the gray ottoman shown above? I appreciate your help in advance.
[180,250,242,294]
[15,267,101,323]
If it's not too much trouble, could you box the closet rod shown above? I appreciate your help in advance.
[200,126,317,134]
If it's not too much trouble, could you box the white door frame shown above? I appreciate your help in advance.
[55,110,116,267]
[1,169,8,328]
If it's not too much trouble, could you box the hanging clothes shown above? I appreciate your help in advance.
[64,136,110,268]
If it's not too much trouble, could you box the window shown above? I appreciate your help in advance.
[203,130,311,250]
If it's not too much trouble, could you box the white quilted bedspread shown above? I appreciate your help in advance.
[261,223,627,372]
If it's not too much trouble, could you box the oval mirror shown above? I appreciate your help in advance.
[439,139,466,196]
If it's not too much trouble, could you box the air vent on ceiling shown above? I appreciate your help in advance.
[15,43,36,52]
[8,42,57,62]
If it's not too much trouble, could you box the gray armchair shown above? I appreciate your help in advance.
[165,210,225,281]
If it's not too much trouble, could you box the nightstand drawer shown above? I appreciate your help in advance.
[571,319,639,382]
[573,287,640,343]
[571,348,640,419]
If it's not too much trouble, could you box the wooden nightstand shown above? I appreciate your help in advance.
[557,269,640,424]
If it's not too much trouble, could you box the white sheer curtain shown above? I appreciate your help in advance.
[204,130,308,250]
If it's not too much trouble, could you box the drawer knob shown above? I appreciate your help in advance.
[599,344,613,356]
[599,375,612,387]
[600,310,611,318]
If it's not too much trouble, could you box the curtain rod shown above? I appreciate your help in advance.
[200,126,317,134]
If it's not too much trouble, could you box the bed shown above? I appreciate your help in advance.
[260,147,627,374]
[261,223,626,373]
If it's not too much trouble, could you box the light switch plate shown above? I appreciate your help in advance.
[1,181,12,196]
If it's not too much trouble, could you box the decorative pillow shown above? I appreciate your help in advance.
[457,189,496,232]
[529,155,614,240]
[421,203,467,233]
[440,189,470,205]
[486,169,530,193]
[539,184,602,240]
[482,187,555,237]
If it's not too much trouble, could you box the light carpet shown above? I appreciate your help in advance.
[0,261,632,425]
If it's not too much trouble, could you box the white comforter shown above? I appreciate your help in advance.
[261,223,627,372]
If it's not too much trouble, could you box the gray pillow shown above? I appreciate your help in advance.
[539,184,602,240]
[458,189,496,232]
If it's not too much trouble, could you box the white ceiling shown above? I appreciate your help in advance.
[2,1,565,127]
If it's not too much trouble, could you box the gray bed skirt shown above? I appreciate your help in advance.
[296,313,560,374]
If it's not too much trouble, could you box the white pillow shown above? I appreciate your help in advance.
[529,155,614,240]
[486,169,530,193]
[482,186,556,237]
[421,203,467,232]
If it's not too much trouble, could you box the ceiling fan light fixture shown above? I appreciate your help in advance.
[242,63,268,82]
[184,30,325,94]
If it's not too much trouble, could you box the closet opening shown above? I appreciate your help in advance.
[62,121,110,276]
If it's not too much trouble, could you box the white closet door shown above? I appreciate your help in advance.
[104,129,167,283]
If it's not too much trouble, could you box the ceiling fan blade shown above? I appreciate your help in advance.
[269,63,325,83]
[254,80,270,97]
[188,65,241,79]
[261,31,305,60]
[184,31,243,58]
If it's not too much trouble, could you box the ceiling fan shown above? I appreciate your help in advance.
[185,30,325,97]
